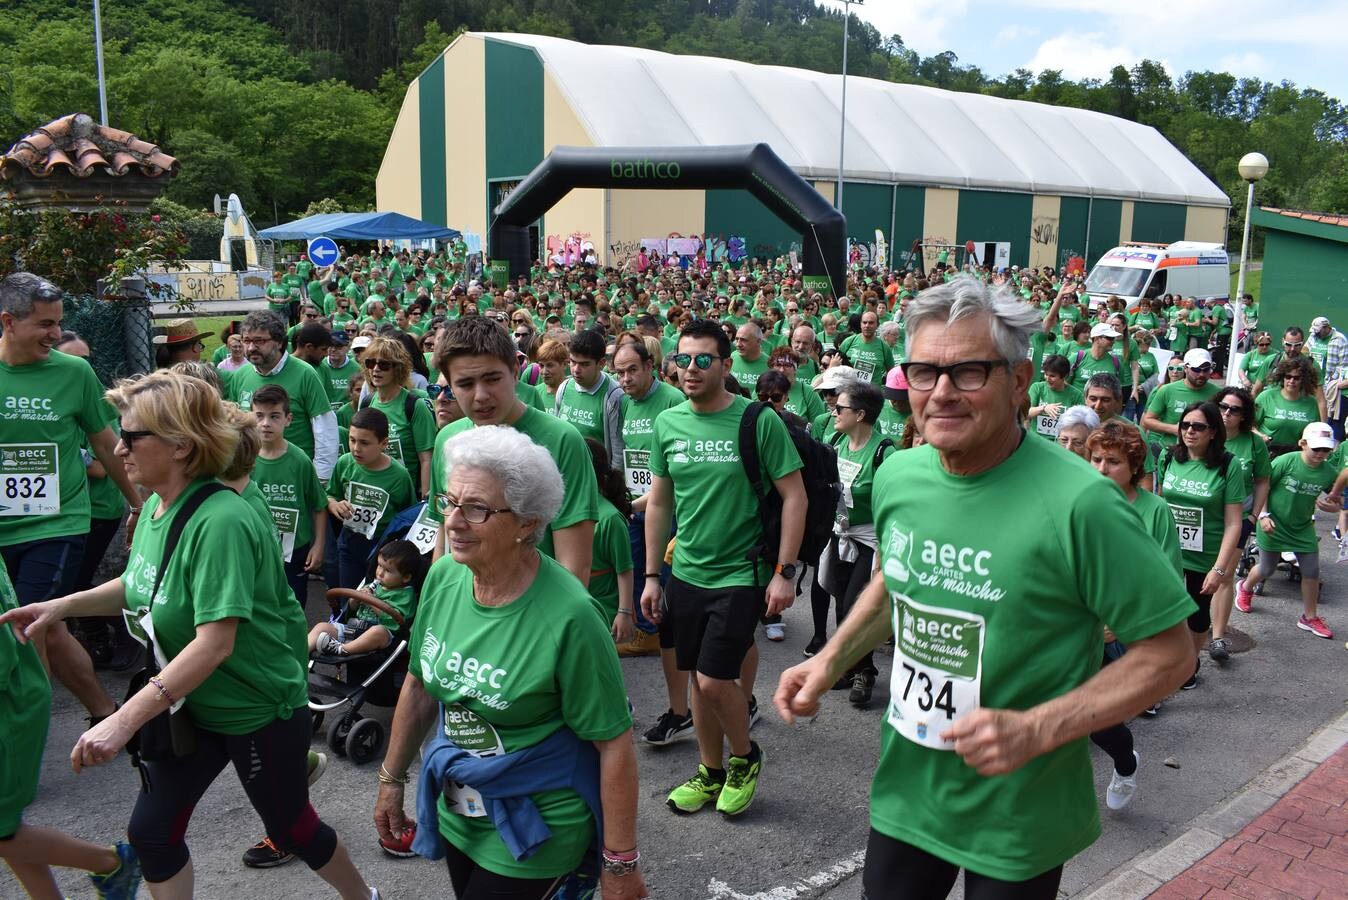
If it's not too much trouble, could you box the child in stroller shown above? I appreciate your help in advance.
[310,539,419,657]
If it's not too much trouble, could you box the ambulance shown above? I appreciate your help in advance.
[1083,241,1228,308]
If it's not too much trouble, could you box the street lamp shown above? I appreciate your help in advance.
[1231,151,1269,359]
[92,0,109,125]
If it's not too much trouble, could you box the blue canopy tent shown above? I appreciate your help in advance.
[257,211,461,241]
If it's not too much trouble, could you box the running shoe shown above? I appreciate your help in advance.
[1235,582,1254,613]
[764,622,785,641]
[667,765,725,813]
[849,671,875,707]
[316,632,342,655]
[379,823,418,859]
[89,842,141,900]
[1332,527,1342,543]
[1105,751,1140,811]
[748,695,760,729]
[616,629,661,657]
[1207,637,1230,662]
[802,636,825,658]
[642,709,694,746]
[242,837,295,868]
[1141,701,1161,718]
[1297,615,1334,639]
[1181,661,1199,690]
[307,750,328,787]
[717,743,764,817]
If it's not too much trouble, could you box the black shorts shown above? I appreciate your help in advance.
[664,575,765,680]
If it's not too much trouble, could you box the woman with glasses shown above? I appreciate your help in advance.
[1254,356,1321,457]
[1237,332,1277,389]
[1027,354,1082,438]
[769,346,825,422]
[1156,402,1245,688]
[1206,386,1271,661]
[1054,405,1100,458]
[374,426,646,900]
[818,381,894,707]
[1236,422,1347,640]
[356,336,437,498]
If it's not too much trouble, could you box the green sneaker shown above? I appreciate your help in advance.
[666,764,725,813]
[717,743,763,817]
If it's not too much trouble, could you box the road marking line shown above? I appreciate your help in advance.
[706,850,866,899]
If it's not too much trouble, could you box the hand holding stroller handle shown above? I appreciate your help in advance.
[323,588,406,628]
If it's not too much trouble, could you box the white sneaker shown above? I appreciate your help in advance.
[1106,751,1139,811]
[764,622,785,641]
[316,632,339,655]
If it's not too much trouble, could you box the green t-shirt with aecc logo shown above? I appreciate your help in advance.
[121,481,309,734]
[0,349,117,547]
[415,553,630,879]
[838,334,894,385]
[1027,381,1083,438]
[1253,389,1319,447]
[367,389,437,491]
[1224,430,1273,502]
[587,498,634,621]
[554,373,618,449]
[1258,453,1341,554]
[868,436,1194,882]
[326,453,416,543]
[876,404,908,441]
[0,556,52,834]
[1157,452,1248,573]
[320,357,360,410]
[728,351,770,392]
[265,282,290,313]
[1144,380,1220,447]
[619,380,684,501]
[784,380,825,422]
[228,356,331,461]
[253,441,327,561]
[649,395,803,589]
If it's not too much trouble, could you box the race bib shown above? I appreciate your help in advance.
[887,594,984,750]
[441,704,505,818]
[623,448,653,497]
[854,359,876,380]
[345,482,389,540]
[123,608,185,713]
[406,504,440,556]
[1169,505,1203,552]
[1167,326,1178,342]
[1035,413,1060,437]
[836,456,862,509]
[0,443,60,517]
[386,435,404,465]
[270,506,299,563]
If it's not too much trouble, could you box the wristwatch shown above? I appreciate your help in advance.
[775,562,798,580]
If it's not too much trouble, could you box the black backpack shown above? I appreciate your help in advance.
[739,401,842,571]
[358,388,427,422]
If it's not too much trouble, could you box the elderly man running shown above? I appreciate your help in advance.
[776,278,1195,899]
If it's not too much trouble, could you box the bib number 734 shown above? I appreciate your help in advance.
[888,594,985,750]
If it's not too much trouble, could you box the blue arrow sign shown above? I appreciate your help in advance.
[307,237,339,267]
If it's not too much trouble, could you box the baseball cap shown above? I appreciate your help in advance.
[1090,323,1121,340]
[351,335,372,351]
[1312,316,1330,330]
[330,330,349,346]
[812,366,862,392]
[1182,348,1213,368]
[1302,422,1336,450]
[884,364,909,401]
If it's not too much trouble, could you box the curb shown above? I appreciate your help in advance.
[1079,708,1348,899]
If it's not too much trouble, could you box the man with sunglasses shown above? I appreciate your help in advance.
[777,278,1194,899]
[641,319,805,817]
[0,273,138,724]
[1307,316,1348,438]
[1141,348,1221,456]
[228,311,338,481]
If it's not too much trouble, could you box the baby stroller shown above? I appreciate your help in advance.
[308,502,435,764]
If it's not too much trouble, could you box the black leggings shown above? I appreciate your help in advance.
[444,838,564,899]
[1183,570,1213,633]
[862,829,1063,900]
[835,542,877,675]
[128,710,336,882]
[1088,651,1136,774]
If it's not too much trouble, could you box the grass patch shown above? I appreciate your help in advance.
[1230,261,1262,301]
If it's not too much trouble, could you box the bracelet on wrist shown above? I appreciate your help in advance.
[603,847,639,861]
[128,506,143,516]
[377,764,409,785]
[615,609,634,616]
[148,675,174,705]
[644,573,661,580]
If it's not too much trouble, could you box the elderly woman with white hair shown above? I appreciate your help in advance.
[1055,404,1101,458]
[374,425,646,900]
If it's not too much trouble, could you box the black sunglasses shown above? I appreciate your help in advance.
[119,426,157,448]
[363,358,394,371]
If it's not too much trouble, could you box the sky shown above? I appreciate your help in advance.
[849,0,1348,103]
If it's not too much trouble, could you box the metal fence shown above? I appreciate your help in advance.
[63,291,155,387]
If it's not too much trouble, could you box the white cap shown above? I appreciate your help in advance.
[1182,348,1213,368]
[812,366,862,391]
[351,335,372,350]
[1312,316,1331,330]
[1090,323,1121,339]
[1302,422,1336,450]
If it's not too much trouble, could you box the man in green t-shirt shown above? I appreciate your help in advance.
[640,319,805,817]
[0,273,139,722]
[553,329,625,471]
[228,311,338,481]
[838,311,895,385]
[319,332,360,410]
[776,279,1194,894]
[1141,347,1220,451]
[729,322,771,393]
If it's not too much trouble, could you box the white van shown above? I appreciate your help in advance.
[1084,241,1228,307]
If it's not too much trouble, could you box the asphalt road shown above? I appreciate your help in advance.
[7,526,1347,900]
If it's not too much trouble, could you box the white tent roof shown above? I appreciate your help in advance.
[475,33,1230,208]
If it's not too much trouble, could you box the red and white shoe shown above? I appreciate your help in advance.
[1235,583,1255,613]
[379,824,418,859]
[1297,615,1333,639]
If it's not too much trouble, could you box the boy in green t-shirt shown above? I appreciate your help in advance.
[312,539,419,655]
[252,385,328,605]
[327,407,417,589]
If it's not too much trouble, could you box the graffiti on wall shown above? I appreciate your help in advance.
[1031,217,1059,247]
[546,232,594,265]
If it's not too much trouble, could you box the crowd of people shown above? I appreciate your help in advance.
[1,241,1345,900]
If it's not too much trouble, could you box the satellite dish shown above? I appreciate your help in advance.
[213,194,223,216]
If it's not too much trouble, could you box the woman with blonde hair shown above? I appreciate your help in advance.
[357,334,436,497]
[0,371,377,899]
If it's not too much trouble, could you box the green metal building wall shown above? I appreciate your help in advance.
[417,56,447,226]
[1131,202,1187,244]
[704,190,799,259]
[1252,209,1348,339]
[484,41,544,182]
[840,183,894,246]
[891,186,925,269]
[955,190,1034,268]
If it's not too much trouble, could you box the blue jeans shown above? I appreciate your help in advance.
[1,534,86,605]
[628,512,676,634]
[284,542,312,610]
[322,513,342,588]
[336,529,374,590]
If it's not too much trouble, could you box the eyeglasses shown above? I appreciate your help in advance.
[1178,421,1211,433]
[1255,342,1271,348]
[1217,402,1244,415]
[1167,366,1186,374]
[901,360,1008,392]
[241,337,274,346]
[443,497,512,525]
[671,352,719,370]
[514,331,532,340]
[1188,364,1213,374]
[758,393,785,404]
[119,425,157,448]
[1284,341,1304,349]
[425,383,454,401]
[1283,374,1303,381]
[771,358,798,369]
[363,358,394,371]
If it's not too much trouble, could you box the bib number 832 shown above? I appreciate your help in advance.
[3,475,49,499]
[899,661,956,719]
